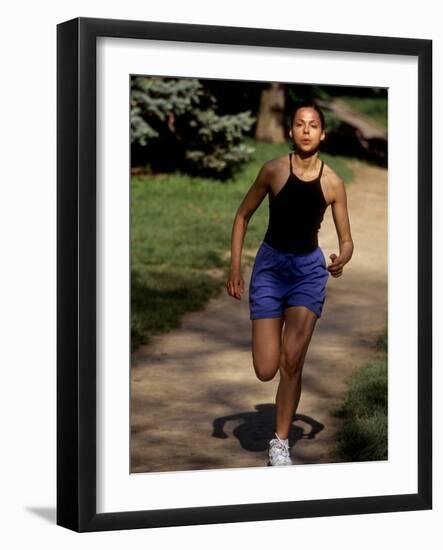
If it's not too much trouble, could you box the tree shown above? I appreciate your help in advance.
[131,76,256,180]
[254,82,286,143]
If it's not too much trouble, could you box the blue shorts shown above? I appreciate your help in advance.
[249,240,330,320]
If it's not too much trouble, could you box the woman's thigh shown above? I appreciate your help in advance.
[251,316,284,381]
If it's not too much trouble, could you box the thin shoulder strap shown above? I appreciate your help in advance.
[289,152,294,175]
[318,159,324,179]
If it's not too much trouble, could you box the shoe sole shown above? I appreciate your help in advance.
[267,460,293,466]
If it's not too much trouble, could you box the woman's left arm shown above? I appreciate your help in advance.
[328,173,354,278]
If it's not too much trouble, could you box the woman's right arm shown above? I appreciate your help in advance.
[226,162,272,300]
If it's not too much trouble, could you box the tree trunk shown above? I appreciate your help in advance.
[255,82,286,143]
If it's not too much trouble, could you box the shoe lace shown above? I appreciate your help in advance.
[272,437,290,457]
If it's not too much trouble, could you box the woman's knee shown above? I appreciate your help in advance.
[252,353,280,382]
[280,346,304,377]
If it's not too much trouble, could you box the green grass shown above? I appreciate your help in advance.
[331,326,388,462]
[131,138,357,352]
[337,96,388,130]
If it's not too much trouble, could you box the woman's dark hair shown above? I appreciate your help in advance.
[289,100,326,131]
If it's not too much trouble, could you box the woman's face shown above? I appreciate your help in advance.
[289,107,325,152]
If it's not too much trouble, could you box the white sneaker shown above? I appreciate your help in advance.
[268,433,293,466]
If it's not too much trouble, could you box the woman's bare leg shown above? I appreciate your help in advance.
[251,316,284,381]
[275,306,318,439]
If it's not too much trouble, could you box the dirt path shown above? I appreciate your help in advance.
[131,160,387,472]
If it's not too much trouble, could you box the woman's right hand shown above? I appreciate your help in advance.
[226,270,245,300]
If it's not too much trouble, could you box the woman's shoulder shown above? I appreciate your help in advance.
[263,154,289,174]
[321,162,346,205]
[322,161,344,185]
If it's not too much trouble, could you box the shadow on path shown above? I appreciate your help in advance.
[212,403,324,452]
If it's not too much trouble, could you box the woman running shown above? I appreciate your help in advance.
[226,99,354,466]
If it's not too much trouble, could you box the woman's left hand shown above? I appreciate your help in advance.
[327,253,346,278]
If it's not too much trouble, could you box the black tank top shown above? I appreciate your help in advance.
[263,152,327,254]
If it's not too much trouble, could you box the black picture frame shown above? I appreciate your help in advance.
[57,16,432,532]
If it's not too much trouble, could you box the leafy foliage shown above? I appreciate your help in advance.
[131,76,256,179]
